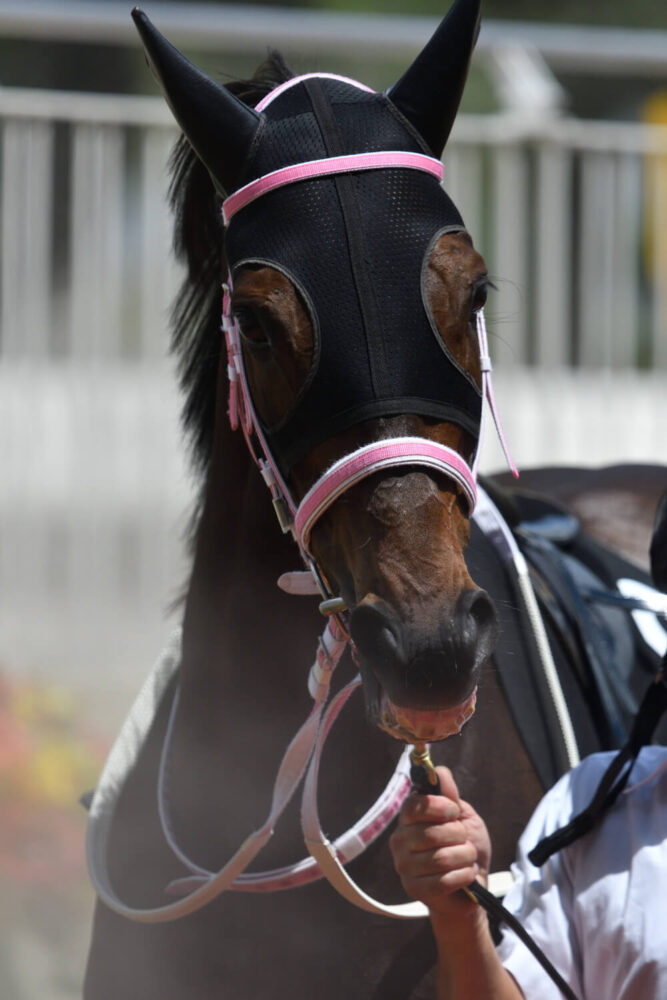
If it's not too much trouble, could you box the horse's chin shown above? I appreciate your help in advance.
[374,687,477,744]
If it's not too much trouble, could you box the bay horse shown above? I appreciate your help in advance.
[84,4,667,997]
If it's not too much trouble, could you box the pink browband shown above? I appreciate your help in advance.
[222,151,444,226]
[295,438,477,556]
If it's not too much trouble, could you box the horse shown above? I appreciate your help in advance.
[83,4,667,998]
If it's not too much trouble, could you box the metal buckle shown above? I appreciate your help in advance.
[272,496,293,534]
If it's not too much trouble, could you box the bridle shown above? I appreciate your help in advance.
[221,74,517,587]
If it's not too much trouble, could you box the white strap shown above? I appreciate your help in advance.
[166,682,413,897]
[277,571,321,595]
[473,488,580,772]
[300,670,516,912]
[87,624,416,918]
[86,630,331,922]
[154,622,347,900]
[301,679,428,918]
[157,688,326,883]
[476,310,518,479]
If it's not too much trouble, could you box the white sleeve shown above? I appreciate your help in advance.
[496,772,585,1000]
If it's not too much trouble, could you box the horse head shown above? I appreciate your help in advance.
[133,0,505,745]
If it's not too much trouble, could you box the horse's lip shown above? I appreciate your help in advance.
[375,687,478,743]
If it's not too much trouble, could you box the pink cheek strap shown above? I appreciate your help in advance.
[222,279,298,532]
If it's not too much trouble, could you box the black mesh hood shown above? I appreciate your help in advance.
[225,76,482,476]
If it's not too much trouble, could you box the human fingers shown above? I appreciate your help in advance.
[391,815,470,855]
[393,839,479,879]
[398,789,461,828]
[398,858,481,906]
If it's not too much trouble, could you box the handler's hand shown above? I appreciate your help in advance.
[389,766,491,921]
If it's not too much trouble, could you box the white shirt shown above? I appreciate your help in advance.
[497,746,667,1000]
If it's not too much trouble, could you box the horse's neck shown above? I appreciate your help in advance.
[179,411,321,707]
[164,414,325,852]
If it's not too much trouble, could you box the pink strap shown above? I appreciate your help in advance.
[255,72,374,112]
[300,679,428,919]
[223,278,298,521]
[295,437,477,555]
[165,677,413,898]
[223,151,444,226]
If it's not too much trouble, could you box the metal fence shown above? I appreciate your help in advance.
[2,88,667,367]
[0,88,178,362]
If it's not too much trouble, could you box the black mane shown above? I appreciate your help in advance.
[168,52,294,480]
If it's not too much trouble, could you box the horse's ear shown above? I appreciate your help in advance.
[131,8,262,194]
[387,0,481,158]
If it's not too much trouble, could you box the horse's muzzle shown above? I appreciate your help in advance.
[350,588,498,738]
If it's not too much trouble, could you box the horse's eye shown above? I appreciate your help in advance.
[234,307,272,352]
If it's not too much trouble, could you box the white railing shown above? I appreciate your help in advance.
[0,89,178,363]
[2,87,667,369]
[448,113,667,371]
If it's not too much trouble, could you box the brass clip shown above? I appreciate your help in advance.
[410,743,439,789]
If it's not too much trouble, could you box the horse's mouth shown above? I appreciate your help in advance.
[373,687,478,743]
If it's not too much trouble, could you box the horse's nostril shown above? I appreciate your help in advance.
[380,625,399,655]
[455,589,498,662]
[349,600,401,665]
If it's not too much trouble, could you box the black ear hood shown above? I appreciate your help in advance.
[225,74,481,474]
[132,3,483,478]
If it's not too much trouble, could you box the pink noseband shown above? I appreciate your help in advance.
[295,437,477,556]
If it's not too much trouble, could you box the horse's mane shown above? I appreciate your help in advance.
[168,52,294,482]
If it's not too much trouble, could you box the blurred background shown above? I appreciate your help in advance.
[1,1,666,996]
